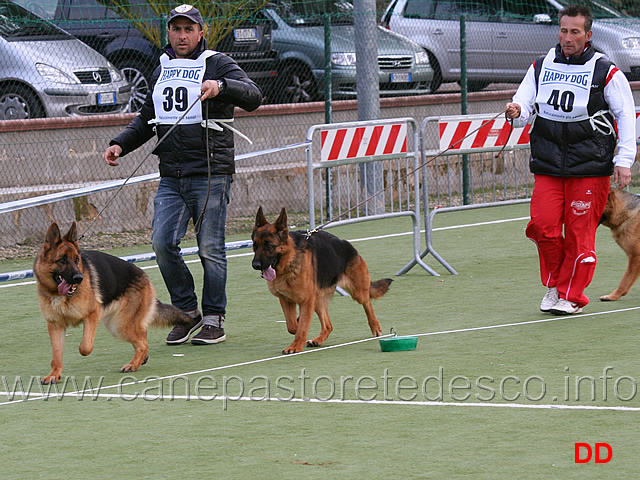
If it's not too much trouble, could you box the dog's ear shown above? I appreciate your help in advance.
[45,223,62,248]
[254,206,267,229]
[275,208,289,239]
[63,222,78,245]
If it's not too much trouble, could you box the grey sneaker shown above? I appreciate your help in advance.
[550,299,582,315]
[191,325,226,345]
[166,314,203,345]
[540,287,559,312]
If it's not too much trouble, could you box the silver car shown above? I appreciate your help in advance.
[264,0,433,102]
[382,0,640,92]
[0,0,130,120]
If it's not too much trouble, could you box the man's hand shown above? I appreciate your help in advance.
[200,79,223,100]
[104,144,122,167]
[613,166,632,189]
[505,102,521,120]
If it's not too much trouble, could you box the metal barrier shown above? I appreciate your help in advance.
[306,117,436,275]
[399,113,534,275]
[0,240,253,283]
[402,109,640,275]
[0,143,309,283]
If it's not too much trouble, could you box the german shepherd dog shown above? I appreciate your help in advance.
[251,207,392,354]
[34,222,190,384]
[599,188,640,301]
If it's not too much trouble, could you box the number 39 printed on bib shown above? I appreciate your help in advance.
[152,50,217,125]
[536,50,604,123]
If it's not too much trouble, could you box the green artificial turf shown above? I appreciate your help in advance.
[1,203,638,479]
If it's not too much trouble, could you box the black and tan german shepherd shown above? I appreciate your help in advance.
[34,222,190,384]
[600,188,640,301]
[251,206,392,354]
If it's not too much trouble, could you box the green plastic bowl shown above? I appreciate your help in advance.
[379,328,418,352]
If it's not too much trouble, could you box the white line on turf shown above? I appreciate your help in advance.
[2,306,639,408]
[3,392,640,412]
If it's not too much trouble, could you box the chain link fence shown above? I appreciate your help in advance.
[1,0,639,256]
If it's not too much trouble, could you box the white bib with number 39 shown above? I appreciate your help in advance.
[152,50,217,125]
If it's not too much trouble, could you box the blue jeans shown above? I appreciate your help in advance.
[152,175,231,316]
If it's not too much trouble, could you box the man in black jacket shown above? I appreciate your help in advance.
[104,4,262,345]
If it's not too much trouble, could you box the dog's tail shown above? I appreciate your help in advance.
[370,278,393,300]
[152,300,192,327]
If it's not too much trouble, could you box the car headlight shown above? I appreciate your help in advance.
[107,62,123,82]
[415,50,429,65]
[622,37,640,49]
[35,63,79,84]
[331,53,357,66]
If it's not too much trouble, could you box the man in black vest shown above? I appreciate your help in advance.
[104,5,262,344]
[505,4,636,315]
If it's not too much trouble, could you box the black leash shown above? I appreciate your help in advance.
[306,109,513,238]
[194,100,211,235]
[79,92,205,241]
[495,117,514,160]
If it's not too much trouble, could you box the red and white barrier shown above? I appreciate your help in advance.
[320,123,407,162]
[438,110,640,152]
[438,117,530,152]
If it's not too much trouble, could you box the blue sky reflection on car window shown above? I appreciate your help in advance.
[553,0,627,19]
[272,0,355,26]
[0,1,68,39]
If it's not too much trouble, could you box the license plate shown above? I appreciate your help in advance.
[97,92,116,105]
[390,72,411,83]
[234,28,258,42]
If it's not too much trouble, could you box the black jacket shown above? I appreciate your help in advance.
[530,44,617,177]
[110,38,262,177]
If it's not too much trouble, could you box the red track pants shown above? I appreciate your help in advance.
[526,174,610,307]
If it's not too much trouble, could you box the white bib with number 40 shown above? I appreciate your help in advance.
[536,50,604,123]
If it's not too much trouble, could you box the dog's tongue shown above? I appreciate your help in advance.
[262,266,276,281]
[58,279,72,296]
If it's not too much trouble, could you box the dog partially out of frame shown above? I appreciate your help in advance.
[599,188,640,301]
[34,222,190,384]
[251,206,392,354]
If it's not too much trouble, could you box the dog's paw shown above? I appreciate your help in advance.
[306,340,320,348]
[282,345,303,355]
[600,294,618,301]
[41,375,59,385]
[120,363,139,373]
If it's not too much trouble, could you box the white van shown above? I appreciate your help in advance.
[382,0,640,92]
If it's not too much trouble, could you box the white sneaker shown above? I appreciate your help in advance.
[540,287,559,312]
[550,298,582,315]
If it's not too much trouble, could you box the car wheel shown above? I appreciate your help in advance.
[427,51,442,93]
[0,85,45,120]
[115,58,153,113]
[278,64,316,103]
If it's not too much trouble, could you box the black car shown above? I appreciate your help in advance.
[16,0,278,111]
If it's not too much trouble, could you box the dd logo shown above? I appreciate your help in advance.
[574,443,613,463]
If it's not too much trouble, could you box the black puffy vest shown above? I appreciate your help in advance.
[529,44,617,177]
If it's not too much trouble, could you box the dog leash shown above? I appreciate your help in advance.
[306,108,514,238]
[79,92,205,240]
